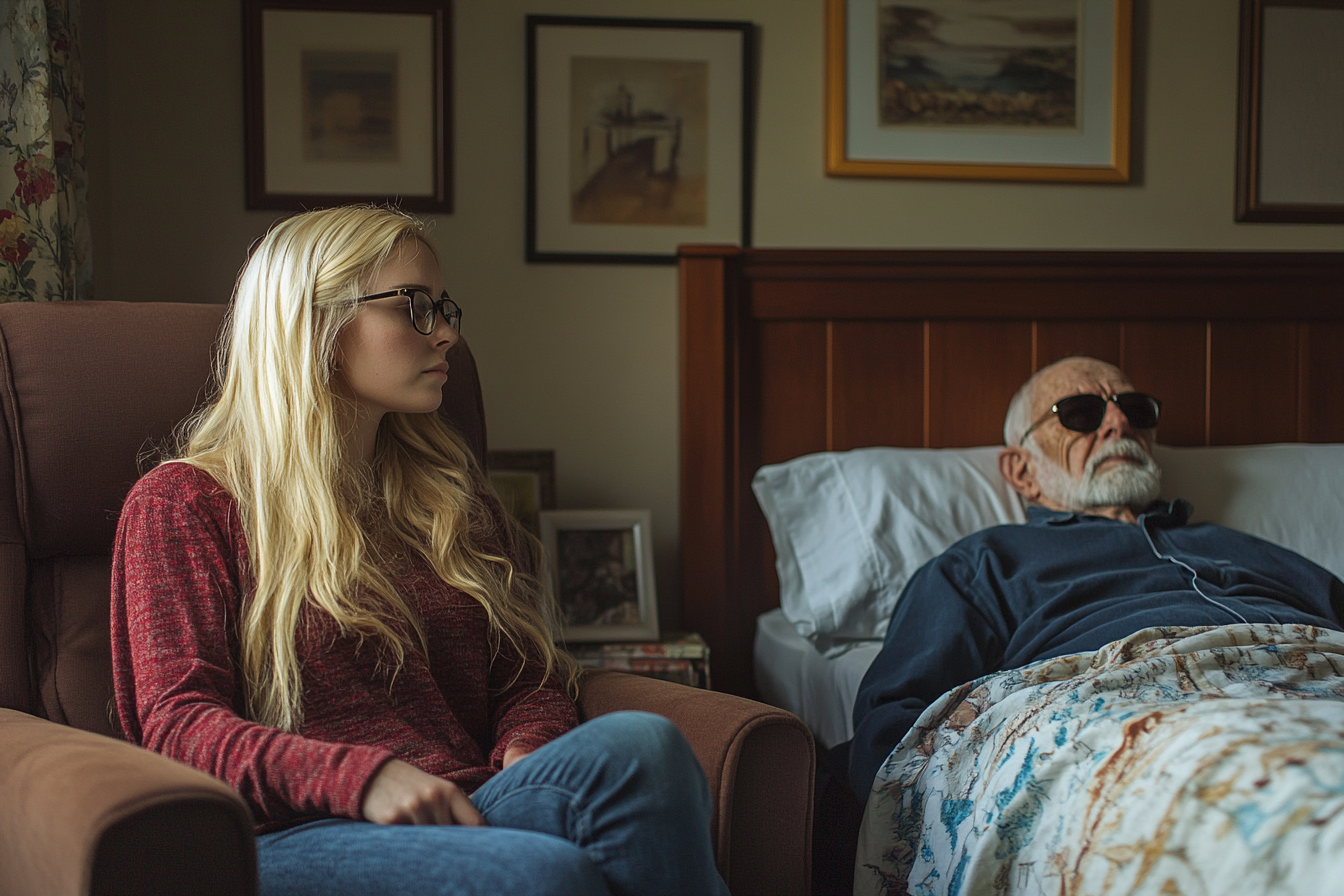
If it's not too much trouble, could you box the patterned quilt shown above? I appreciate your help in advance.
[855,624,1344,896]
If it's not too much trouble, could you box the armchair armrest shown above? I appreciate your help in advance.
[0,708,256,896]
[577,671,815,896]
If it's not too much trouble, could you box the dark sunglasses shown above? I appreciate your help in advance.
[355,288,462,336]
[1019,392,1161,445]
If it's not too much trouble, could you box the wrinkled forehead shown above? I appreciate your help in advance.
[1031,360,1134,415]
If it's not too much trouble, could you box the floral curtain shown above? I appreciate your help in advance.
[0,0,90,302]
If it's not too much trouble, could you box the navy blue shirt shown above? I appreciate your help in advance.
[848,500,1344,799]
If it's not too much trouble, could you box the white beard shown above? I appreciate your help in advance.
[1032,438,1162,512]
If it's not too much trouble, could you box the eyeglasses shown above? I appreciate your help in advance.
[1019,392,1161,445]
[356,288,462,336]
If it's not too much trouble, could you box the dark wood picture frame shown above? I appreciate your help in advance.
[525,15,756,264]
[1236,0,1344,223]
[486,449,556,538]
[242,0,453,212]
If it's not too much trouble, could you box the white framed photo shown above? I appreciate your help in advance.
[539,509,659,643]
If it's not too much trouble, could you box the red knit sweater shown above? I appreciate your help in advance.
[110,462,578,832]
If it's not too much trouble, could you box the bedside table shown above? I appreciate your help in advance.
[567,633,711,689]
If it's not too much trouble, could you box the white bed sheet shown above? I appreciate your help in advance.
[753,607,881,750]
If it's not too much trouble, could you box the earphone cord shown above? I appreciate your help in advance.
[1139,515,1250,625]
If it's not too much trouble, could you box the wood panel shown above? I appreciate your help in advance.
[1036,321,1123,369]
[677,248,741,697]
[758,322,828,465]
[1302,322,1344,442]
[831,321,925,449]
[928,322,1033,447]
[750,277,1344,321]
[1209,322,1299,445]
[745,250,1344,321]
[1120,322,1207,446]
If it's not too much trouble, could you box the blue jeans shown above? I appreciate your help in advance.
[257,712,730,896]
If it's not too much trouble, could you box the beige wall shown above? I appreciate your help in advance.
[84,0,1344,626]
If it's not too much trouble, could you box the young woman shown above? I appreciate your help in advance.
[110,205,729,896]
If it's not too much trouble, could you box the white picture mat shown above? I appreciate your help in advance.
[1257,5,1344,205]
[263,9,435,196]
[540,509,659,643]
[533,25,743,256]
[844,0,1117,166]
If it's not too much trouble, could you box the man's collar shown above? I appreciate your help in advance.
[1144,498,1193,528]
[1025,498,1192,527]
[1026,505,1082,526]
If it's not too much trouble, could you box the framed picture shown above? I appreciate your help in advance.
[1235,0,1344,223]
[487,449,556,538]
[242,0,452,212]
[526,15,755,264]
[539,510,659,643]
[824,0,1132,183]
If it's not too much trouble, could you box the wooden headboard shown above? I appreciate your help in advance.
[678,246,1344,696]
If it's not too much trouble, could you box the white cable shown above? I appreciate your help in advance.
[1140,515,1251,625]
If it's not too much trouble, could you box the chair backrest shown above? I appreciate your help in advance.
[0,301,487,737]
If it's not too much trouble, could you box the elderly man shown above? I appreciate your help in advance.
[845,356,1344,802]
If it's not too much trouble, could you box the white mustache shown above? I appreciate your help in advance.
[1083,439,1155,477]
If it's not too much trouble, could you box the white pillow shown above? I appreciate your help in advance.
[1153,443,1344,582]
[754,442,1344,652]
[751,447,1024,653]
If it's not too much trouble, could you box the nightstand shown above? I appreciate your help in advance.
[567,632,711,689]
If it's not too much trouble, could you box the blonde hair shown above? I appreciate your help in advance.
[176,205,577,731]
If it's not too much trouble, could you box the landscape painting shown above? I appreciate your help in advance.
[301,50,399,162]
[568,56,708,226]
[878,0,1079,128]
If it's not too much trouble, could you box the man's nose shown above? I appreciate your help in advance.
[1097,398,1133,440]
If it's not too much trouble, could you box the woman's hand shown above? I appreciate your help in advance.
[361,759,484,826]
[502,744,532,768]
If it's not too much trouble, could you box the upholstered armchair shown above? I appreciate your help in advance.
[0,301,813,896]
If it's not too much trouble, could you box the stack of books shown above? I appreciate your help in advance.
[567,633,711,690]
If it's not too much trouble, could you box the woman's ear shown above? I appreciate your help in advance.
[998,447,1041,504]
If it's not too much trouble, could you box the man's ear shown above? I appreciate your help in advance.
[998,446,1041,503]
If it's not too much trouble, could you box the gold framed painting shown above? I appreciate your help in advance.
[825,0,1132,183]
[243,0,453,212]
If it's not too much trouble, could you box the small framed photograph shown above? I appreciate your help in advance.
[526,15,755,264]
[487,449,556,538]
[242,0,453,212]
[540,510,659,643]
[825,0,1132,183]
[1235,0,1344,223]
